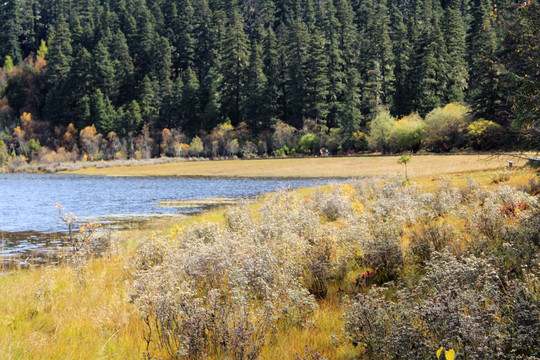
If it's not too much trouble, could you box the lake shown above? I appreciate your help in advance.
[1,174,347,262]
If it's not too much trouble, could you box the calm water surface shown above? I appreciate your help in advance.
[1,174,346,260]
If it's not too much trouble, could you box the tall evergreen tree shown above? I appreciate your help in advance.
[182,67,201,134]
[218,9,250,125]
[390,0,413,116]
[243,41,269,131]
[45,15,72,85]
[358,0,395,117]
[90,89,116,134]
[44,16,73,126]
[468,0,503,122]
[0,0,23,64]
[413,18,450,116]
[444,1,469,103]
[93,40,116,97]
[261,27,281,125]
[320,0,345,128]
[286,19,310,128]
[109,30,134,105]
[160,75,183,129]
[305,30,330,124]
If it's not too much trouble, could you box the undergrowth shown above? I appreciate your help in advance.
[128,177,540,359]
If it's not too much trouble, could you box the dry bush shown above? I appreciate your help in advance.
[126,180,540,358]
[311,186,353,221]
[345,252,540,359]
[408,221,456,265]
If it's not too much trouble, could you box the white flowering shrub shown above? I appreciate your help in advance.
[128,179,539,358]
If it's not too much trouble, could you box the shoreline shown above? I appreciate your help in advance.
[2,152,533,177]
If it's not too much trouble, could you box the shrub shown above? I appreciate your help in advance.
[409,221,456,265]
[362,222,403,283]
[299,133,320,154]
[272,120,298,152]
[311,187,352,221]
[325,128,343,153]
[368,110,395,153]
[467,119,505,150]
[424,103,470,152]
[188,136,204,157]
[519,174,540,196]
[344,252,540,359]
[389,113,427,153]
[126,180,540,358]
[0,140,8,167]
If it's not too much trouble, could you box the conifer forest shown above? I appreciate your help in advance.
[0,0,538,162]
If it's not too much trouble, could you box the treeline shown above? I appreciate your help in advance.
[0,0,538,163]
[0,103,521,172]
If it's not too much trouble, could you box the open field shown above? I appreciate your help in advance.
[1,167,539,359]
[66,154,528,178]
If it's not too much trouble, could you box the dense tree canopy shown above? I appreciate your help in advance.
[0,0,537,161]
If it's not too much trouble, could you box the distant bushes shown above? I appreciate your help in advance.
[366,103,494,154]
[0,102,523,172]
[467,119,506,150]
[424,103,471,152]
[129,179,540,358]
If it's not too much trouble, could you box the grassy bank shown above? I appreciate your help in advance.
[1,167,539,359]
[66,154,527,178]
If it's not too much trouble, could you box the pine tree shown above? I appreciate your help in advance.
[511,1,540,140]
[20,0,38,57]
[46,16,72,85]
[358,0,395,117]
[286,19,310,128]
[68,47,94,128]
[321,0,345,129]
[243,41,269,131]
[414,18,450,116]
[181,67,201,135]
[340,69,363,146]
[193,0,217,79]
[109,30,134,105]
[44,16,73,126]
[218,9,250,125]
[468,0,502,122]
[0,0,23,64]
[93,40,116,98]
[262,27,281,125]
[91,89,116,134]
[305,30,330,124]
[200,66,221,131]
[178,0,197,72]
[160,75,183,129]
[390,0,413,116]
[119,100,143,137]
[138,75,158,127]
[444,1,468,103]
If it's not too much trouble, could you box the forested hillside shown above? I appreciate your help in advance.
[0,0,538,163]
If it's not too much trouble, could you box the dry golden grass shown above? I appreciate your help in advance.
[260,297,358,360]
[66,154,527,178]
[0,255,144,359]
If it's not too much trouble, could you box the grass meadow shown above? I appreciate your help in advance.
[1,162,539,359]
[66,154,528,178]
